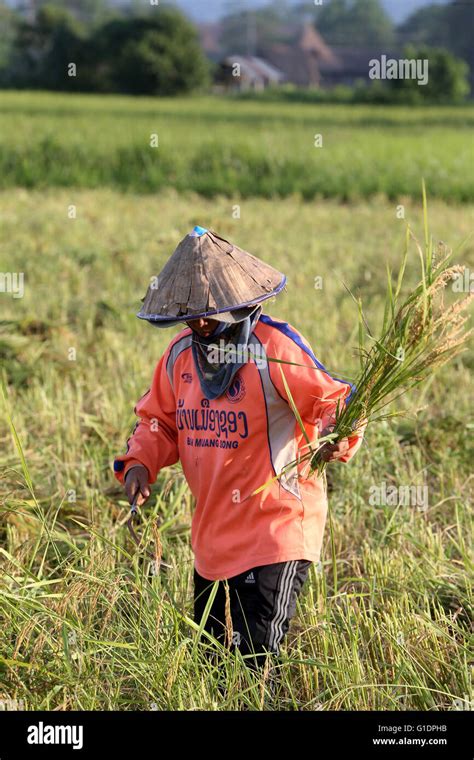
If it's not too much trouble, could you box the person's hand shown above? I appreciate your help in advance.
[124,465,150,507]
[318,425,350,463]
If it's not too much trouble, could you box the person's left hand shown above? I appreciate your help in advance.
[318,425,350,462]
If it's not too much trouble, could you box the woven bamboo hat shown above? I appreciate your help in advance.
[137,226,286,327]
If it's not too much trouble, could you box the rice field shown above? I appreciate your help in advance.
[1,186,472,710]
[0,91,473,201]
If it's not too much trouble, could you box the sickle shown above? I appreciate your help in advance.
[126,490,172,571]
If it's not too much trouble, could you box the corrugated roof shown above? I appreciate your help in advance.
[246,56,285,81]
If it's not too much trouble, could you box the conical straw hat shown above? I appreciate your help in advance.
[137,226,286,326]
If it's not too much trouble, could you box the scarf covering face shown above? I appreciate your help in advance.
[191,305,262,400]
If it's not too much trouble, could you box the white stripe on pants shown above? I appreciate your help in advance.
[267,560,299,652]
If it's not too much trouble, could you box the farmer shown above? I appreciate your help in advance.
[114,226,364,673]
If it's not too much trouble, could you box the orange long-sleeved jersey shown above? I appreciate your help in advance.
[114,313,364,580]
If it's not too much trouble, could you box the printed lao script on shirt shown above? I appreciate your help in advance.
[176,374,248,450]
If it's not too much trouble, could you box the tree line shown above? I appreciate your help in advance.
[0,0,471,98]
[0,3,210,95]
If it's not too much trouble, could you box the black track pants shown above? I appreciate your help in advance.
[194,559,312,670]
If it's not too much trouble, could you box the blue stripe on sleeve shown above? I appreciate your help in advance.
[259,314,356,403]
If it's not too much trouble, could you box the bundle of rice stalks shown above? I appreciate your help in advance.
[309,189,473,477]
[268,184,473,483]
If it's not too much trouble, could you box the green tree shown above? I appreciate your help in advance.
[315,0,395,47]
[389,46,470,104]
[35,0,114,28]
[7,4,85,90]
[83,10,210,95]
[220,0,325,55]
[397,0,474,85]
[0,2,19,83]
[442,0,474,81]
[220,6,284,56]
[397,4,447,48]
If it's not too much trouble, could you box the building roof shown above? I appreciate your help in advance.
[213,21,405,88]
[259,44,321,87]
[244,56,285,81]
[297,23,340,66]
[255,23,345,87]
[320,47,401,75]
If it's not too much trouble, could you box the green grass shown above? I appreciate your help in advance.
[0,91,473,201]
[0,189,472,710]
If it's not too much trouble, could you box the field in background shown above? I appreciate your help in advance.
[1,188,472,709]
[0,92,473,201]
